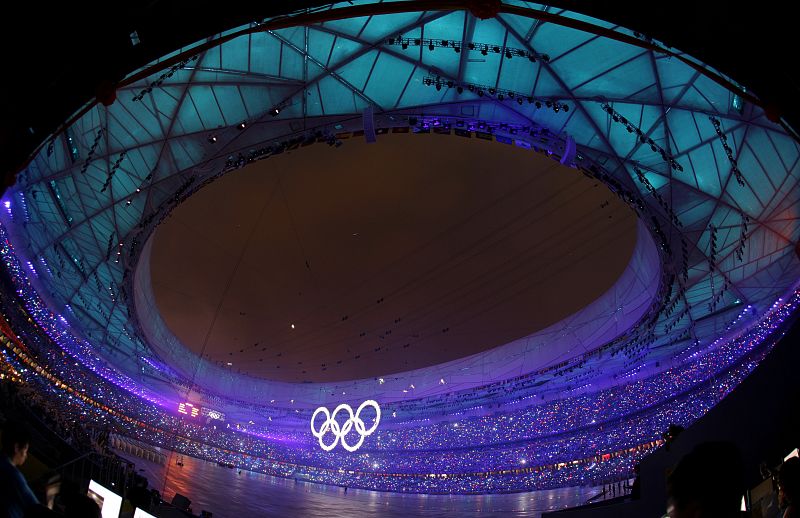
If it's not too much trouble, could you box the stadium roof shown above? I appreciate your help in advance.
[1,1,798,418]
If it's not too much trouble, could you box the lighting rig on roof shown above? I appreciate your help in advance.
[705,223,736,314]
[601,103,683,172]
[269,99,290,118]
[709,116,746,186]
[222,130,342,172]
[734,212,750,262]
[632,166,683,229]
[104,233,115,261]
[99,152,127,193]
[409,115,550,137]
[422,75,569,113]
[708,224,718,274]
[124,171,153,208]
[132,55,199,102]
[385,37,550,63]
[80,129,104,174]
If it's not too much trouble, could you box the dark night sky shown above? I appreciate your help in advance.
[150,134,636,381]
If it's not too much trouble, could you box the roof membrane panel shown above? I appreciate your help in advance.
[361,12,426,43]
[248,34,283,77]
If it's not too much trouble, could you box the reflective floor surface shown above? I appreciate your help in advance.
[117,449,603,518]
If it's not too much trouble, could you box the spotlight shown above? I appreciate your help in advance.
[492,46,500,53]
[517,98,523,105]
[456,86,463,94]
[401,42,408,50]
[553,104,560,112]
[208,135,217,143]
[468,84,475,92]
[428,43,435,51]
[489,88,496,95]
[454,45,460,53]
[528,54,536,62]
[505,49,512,59]
[435,82,442,91]
[545,100,552,108]
[508,92,514,98]
[237,121,247,129]
[477,89,484,97]
[446,80,453,88]
[535,101,541,108]
[562,104,569,112]
[481,47,488,56]
[498,93,504,101]
[468,42,476,50]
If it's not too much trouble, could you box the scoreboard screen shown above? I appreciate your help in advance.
[178,402,199,417]
[178,402,224,421]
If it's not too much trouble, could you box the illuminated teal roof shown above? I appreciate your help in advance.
[2,1,799,409]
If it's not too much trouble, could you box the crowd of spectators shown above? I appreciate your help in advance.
[0,310,782,493]
[1,220,798,494]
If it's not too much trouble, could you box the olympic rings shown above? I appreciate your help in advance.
[310,400,381,452]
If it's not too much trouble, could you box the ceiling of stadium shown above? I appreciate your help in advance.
[2,1,798,405]
[150,134,637,381]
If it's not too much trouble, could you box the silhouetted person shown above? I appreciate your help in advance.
[779,457,800,518]
[63,495,101,518]
[666,441,745,518]
[20,506,59,518]
[52,478,81,516]
[1,422,39,518]
[761,461,777,481]
[127,474,152,511]
[630,463,641,500]
[663,424,686,452]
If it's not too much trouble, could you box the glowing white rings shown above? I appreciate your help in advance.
[310,400,381,452]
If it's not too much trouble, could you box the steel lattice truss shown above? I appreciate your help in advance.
[2,1,799,413]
